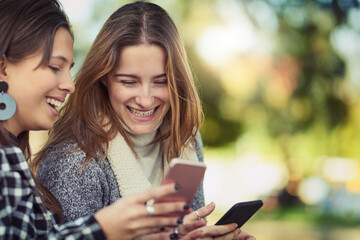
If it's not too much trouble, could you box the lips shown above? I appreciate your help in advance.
[128,106,158,116]
[46,97,62,110]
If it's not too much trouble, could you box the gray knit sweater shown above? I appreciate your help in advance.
[37,133,205,223]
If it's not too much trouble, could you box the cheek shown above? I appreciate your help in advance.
[28,72,57,94]
[159,88,170,103]
[162,92,171,114]
[108,87,129,107]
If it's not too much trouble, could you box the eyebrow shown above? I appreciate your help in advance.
[51,55,75,68]
[114,73,167,79]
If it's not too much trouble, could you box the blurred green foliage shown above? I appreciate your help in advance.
[71,0,360,174]
[166,0,360,175]
[56,0,360,235]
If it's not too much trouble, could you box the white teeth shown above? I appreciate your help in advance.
[130,107,156,117]
[46,98,62,108]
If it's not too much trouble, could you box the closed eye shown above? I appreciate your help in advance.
[154,80,167,85]
[120,80,136,85]
[49,66,61,72]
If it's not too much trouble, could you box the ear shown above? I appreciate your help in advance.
[101,75,108,87]
[0,55,9,81]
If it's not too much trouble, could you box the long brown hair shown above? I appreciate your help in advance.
[0,0,73,223]
[33,1,202,169]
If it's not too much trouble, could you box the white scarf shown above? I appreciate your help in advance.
[107,127,199,197]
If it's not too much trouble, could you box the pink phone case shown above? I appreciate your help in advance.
[158,158,206,204]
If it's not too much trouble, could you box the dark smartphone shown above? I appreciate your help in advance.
[215,200,263,227]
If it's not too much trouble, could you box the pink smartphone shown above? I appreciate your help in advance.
[158,158,206,204]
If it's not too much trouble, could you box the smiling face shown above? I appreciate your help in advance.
[103,44,170,135]
[1,27,74,136]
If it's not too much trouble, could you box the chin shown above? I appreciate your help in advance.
[37,121,55,131]
[132,130,152,135]
[131,126,156,135]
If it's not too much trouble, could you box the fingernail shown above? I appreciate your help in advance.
[183,204,191,210]
[177,218,183,224]
[174,183,181,190]
[169,233,179,239]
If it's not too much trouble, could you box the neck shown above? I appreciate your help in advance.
[120,119,163,138]
[2,119,22,137]
[0,124,20,146]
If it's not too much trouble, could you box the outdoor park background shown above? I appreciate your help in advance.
[29,0,360,239]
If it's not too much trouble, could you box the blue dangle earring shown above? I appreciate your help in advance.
[0,81,16,120]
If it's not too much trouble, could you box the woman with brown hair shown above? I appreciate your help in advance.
[34,1,255,239]
[0,0,196,239]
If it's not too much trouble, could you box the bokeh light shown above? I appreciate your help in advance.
[298,176,329,205]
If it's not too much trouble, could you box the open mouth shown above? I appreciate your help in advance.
[128,106,158,117]
[46,97,62,110]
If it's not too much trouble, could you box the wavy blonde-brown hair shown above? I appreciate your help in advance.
[32,1,202,170]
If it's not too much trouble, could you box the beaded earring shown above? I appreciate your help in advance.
[0,81,16,120]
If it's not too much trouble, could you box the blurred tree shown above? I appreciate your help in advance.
[179,0,360,181]
[230,0,360,186]
[80,0,360,162]
[186,47,243,146]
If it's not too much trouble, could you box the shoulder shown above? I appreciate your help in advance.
[1,145,24,161]
[38,139,84,170]
[0,145,30,175]
[37,138,105,180]
[192,131,204,163]
[36,140,111,212]
[47,137,82,153]
[195,132,203,152]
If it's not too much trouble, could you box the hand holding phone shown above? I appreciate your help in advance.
[215,200,263,228]
[158,158,206,204]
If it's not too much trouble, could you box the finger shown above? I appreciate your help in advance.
[215,228,241,240]
[127,216,182,231]
[236,229,256,240]
[131,226,164,239]
[200,224,238,238]
[131,183,179,204]
[135,232,173,240]
[184,202,215,223]
[138,231,187,240]
[122,201,188,223]
[178,229,203,240]
[178,219,207,236]
[153,201,189,216]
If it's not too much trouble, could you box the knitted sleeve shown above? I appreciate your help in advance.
[37,141,110,223]
[191,132,205,210]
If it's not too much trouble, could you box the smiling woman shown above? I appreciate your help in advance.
[33,1,205,221]
[31,1,257,240]
[0,0,101,238]
[4,27,75,135]
[103,44,170,135]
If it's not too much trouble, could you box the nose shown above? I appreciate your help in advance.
[59,71,75,94]
[135,85,154,108]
